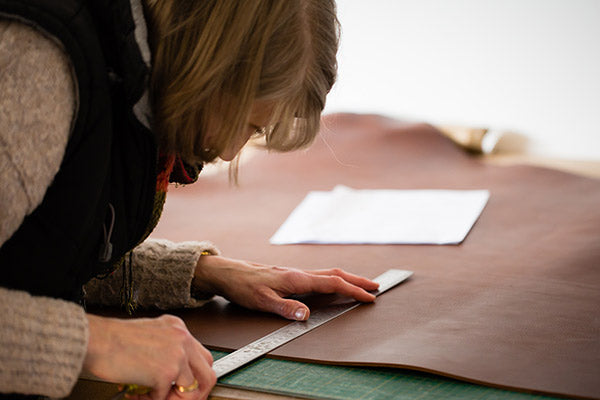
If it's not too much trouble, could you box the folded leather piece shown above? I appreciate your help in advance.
[152,114,600,400]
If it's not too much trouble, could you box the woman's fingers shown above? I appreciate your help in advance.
[303,273,376,302]
[277,269,376,303]
[153,332,203,400]
[255,287,310,321]
[163,364,195,400]
[84,314,217,400]
[166,370,202,400]
[254,269,377,320]
[184,340,216,399]
[254,271,375,320]
[310,268,380,292]
[164,321,214,400]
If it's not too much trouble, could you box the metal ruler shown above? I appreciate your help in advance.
[213,269,413,378]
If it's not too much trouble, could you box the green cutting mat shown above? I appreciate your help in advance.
[212,351,563,400]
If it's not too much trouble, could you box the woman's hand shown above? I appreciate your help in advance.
[192,256,380,321]
[84,314,216,400]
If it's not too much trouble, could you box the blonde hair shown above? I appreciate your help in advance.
[144,0,339,165]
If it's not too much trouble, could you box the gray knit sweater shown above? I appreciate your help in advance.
[0,16,218,398]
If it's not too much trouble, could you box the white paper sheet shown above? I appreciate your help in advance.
[270,186,490,245]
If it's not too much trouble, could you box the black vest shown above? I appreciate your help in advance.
[0,0,158,303]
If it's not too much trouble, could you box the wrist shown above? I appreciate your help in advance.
[83,314,112,375]
[192,252,220,297]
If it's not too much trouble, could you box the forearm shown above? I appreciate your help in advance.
[84,238,220,309]
[0,286,88,398]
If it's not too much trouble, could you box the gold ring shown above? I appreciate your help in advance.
[173,379,199,393]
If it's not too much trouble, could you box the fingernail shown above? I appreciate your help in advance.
[294,308,307,320]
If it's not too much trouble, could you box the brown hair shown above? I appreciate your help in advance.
[144,0,339,165]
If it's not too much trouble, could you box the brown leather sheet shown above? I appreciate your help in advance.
[151,114,600,399]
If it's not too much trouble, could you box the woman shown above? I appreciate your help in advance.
[0,1,378,399]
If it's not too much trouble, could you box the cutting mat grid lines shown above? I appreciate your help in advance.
[212,351,564,400]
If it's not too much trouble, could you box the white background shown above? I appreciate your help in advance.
[324,0,600,160]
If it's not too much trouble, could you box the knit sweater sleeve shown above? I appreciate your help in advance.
[0,287,89,397]
[84,238,220,309]
[0,19,87,397]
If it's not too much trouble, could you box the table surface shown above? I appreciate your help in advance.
[67,122,600,400]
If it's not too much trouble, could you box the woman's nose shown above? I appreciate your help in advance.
[218,129,254,161]
[219,144,242,161]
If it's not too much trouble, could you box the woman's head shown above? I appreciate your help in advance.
[145,0,339,165]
